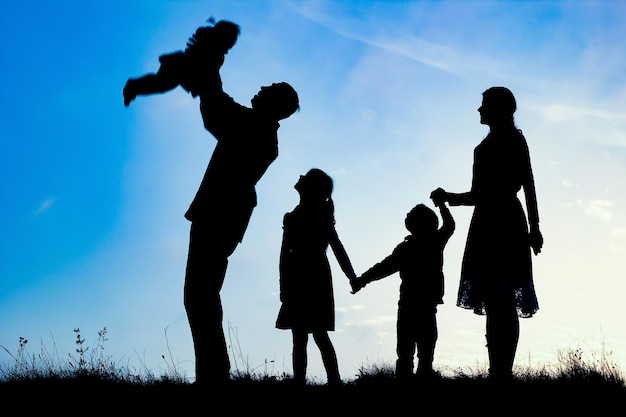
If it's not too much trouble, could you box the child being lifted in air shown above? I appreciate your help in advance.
[123,18,240,106]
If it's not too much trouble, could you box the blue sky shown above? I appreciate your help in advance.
[2,1,625,383]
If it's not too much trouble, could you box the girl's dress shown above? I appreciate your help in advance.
[276,203,354,331]
[451,128,539,318]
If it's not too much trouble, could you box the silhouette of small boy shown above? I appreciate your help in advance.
[123,18,240,106]
[352,197,455,379]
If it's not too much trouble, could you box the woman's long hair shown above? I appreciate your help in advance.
[483,86,517,129]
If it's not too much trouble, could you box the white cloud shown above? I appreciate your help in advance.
[289,1,508,79]
[609,245,626,254]
[34,198,54,217]
[376,35,509,79]
[561,179,577,188]
[611,227,626,237]
[580,199,613,221]
[359,315,396,326]
[540,103,622,123]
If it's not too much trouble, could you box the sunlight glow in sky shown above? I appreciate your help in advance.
[1,1,625,382]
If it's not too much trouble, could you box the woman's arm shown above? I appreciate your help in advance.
[446,191,476,206]
[431,187,476,207]
[520,138,543,255]
[432,146,480,206]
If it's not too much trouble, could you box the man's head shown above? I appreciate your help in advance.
[251,82,300,121]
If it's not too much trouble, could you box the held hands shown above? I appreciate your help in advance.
[350,277,366,294]
[430,187,448,207]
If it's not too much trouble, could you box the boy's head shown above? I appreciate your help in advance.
[251,82,300,121]
[405,204,438,235]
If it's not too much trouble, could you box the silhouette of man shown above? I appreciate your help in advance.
[184,60,299,384]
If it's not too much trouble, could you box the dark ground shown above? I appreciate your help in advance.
[3,374,625,415]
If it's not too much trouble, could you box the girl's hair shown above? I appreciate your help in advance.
[306,168,333,199]
[304,168,335,219]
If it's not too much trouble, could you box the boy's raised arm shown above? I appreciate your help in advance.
[437,200,455,236]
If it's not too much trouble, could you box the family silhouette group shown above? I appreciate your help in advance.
[123,18,543,386]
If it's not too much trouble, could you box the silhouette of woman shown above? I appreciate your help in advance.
[431,86,543,380]
[275,168,357,386]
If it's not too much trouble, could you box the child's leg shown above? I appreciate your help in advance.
[291,329,308,384]
[395,303,416,379]
[312,331,341,385]
[125,73,178,97]
[415,306,438,375]
[122,76,143,106]
[123,52,186,106]
[124,74,167,106]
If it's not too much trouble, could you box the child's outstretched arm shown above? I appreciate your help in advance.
[353,246,401,294]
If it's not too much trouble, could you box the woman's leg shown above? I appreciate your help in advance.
[485,301,519,380]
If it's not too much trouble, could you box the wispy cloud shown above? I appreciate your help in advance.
[609,245,626,254]
[579,199,613,221]
[289,1,508,79]
[561,179,578,188]
[370,35,510,79]
[534,103,625,123]
[611,227,626,237]
[34,198,54,217]
[357,314,396,326]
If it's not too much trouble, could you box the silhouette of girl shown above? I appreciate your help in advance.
[431,86,543,380]
[275,168,357,386]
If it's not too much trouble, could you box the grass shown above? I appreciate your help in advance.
[1,327,625,413]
